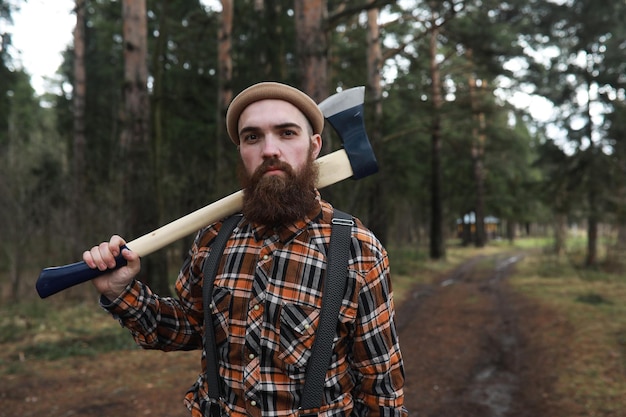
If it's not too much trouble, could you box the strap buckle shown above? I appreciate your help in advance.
[331,217,354,227]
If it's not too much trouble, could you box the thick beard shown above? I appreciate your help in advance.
[239,154,319,227]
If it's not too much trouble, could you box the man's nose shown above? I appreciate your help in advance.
[261,135,281,158]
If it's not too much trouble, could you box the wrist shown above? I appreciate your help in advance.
[103,280,133,302]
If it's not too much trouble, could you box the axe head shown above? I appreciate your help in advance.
[318,87,378,180]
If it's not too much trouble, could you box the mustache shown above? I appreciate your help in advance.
[254,158,294,176]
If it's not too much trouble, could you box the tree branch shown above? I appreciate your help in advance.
[327,0,397,28]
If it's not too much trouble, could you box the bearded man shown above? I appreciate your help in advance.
[83,82,407,417]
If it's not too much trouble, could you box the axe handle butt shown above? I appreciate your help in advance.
[36,250,128,298]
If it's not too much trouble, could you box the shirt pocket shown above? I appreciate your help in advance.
[277,303,320,370]
[210,287,232,348]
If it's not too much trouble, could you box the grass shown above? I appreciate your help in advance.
[0,300,137,374]
[511,243,626,414]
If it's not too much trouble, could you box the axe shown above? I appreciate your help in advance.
[36,86,377,298]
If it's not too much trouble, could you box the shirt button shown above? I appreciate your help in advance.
[303,323,310,330]
[262,254,269,261]
[253,304,260,311]
[248,353,255,360]
[250,400,257,407]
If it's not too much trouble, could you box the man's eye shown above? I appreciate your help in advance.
[243,134,258,142]
[282,130,296,137]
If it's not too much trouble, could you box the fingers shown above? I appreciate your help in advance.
[83,235,141,300]
[83,235,128,271]
[120,246,140,270]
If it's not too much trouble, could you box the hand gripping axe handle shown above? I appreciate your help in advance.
[35,86,377,298]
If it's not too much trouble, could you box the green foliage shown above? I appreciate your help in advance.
[2,0,626,294]
[231,0,298,85]
[0,63,69,298]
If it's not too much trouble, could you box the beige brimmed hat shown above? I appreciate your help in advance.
[226,82,324,145]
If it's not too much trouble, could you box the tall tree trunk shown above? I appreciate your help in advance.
[152,0,167,220]
[506,220,516,244]
[365,7,388,244]
[584,81,598,268]
[294,0,329,147]
[294,0,327,100]
[428,24,445,259]
[121,0,169,295]
[615,179,626,270]
[72,0,87,253]
[553,213,567,256]
[586,188,598,267]
[468,71,486,248]
[215,0,233,196]
[149,0,171,296]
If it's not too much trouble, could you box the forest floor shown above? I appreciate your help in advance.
[396,252,583,416]
[0,250,619,416]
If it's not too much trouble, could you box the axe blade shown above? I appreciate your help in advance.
[318,86,378,180]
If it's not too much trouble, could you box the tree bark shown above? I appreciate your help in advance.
[365,7,388,245]
[215,0,233,196]
[553,213,567,256]
[586,188,598,267]
[429,24,445,259]
[152,0,168,221]
[468,71,487,248]
[294,0,329,146]
[294,0,327,101]
[121,0,169,295]
[72,0,87,253]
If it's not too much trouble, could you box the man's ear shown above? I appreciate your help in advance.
[311,134,322,159]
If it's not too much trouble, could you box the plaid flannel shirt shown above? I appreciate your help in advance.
[104,195,407,417]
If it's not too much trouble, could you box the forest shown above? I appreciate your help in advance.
[1,0,626,301]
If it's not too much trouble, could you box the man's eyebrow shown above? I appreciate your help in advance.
[274,122,303,131]
[238,125,260,136]
[238,122,303,136]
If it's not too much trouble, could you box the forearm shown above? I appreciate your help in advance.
[101,280,203,351]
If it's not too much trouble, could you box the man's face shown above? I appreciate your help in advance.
[237,99,322,178]
[236,99,323,226]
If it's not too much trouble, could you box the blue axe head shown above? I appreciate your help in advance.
[318,86,378,180]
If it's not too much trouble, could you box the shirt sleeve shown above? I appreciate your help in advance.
[101,227,216,352]
[350,245,408,417]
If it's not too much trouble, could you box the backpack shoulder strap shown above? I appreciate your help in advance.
[300,209,354,414]
[202,214,242,415]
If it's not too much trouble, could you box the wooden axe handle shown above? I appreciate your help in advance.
[35,149,352,298]
[128,149,351,255]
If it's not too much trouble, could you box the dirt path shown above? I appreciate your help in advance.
[398,252,576,416]
[1,253,578,416]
